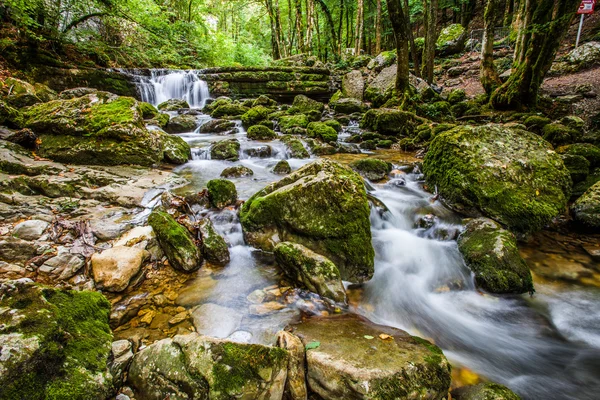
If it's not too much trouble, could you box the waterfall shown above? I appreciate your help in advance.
[130,69,210,108]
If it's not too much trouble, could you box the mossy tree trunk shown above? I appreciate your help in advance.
[421,0,438,83]
[387,0,411,93]
[481,0,502,94]
[491,0,581,110]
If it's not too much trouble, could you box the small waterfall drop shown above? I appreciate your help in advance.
[133,69,210,108]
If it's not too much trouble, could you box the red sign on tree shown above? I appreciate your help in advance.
[578,0,596,14]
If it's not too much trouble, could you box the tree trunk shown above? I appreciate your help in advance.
[294,0,304,53]
[315,0,339,59]
[375,0,382,54]
[265,0,281,59]
[491,0,581,110]
[338,0,345,54]
[354,0,364,56]
[275,0,286,57]
[305,0,314,53]
[386,0,410,93]
[481,0,502,94]
[404,0,421,77]
[422,0,438,83]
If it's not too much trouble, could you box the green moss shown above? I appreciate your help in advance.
[211,104,249,118]
[288,94,324,114]
[436,24,465,48]
[377,140,393,148]
[211,139,240,161]
[203,98,231,114]
[0,100,23,128]
[221,165,254,178]
[207,179,237,209]
[557,143,600,167]
[139,101,159,119]
[307,122,338,143]
[523,115,551,133]
[241,106,270,128]
[161,133,191,164]
[542,123,581,147]
[247,125,277,140]
[572,181,600,228]
[361,109,426,136]
[157,99,190,111]
[278,114,309,134]
[561,154,590,183]
[329,90,342,105]
[199,219,230,265]
[447,89,466,104]
[417,101,453,122]
[350,158,392,181]
[272,160,291,174]
[281,136,309,158]
[452,382,522,400]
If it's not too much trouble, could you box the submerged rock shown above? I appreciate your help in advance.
[207,179,237,209]
[291,314,451,400]
[198,218,230,266]
[423,125,571,233]
[350,158,392,181]
[128,333,288,400]
[458,218,534,294]
[275,242,346,303]
[240,159,374,282]
[571,181,600,229]
[452,382,521,400]
[148,210,203,272]
[91,246,148,292]
[0,280,113,399]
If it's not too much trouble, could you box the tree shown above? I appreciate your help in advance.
[491,0,581,109]
[421,0,438,83]
[480,0,502,94]
[354,0,364,56]
[386,0,411,93]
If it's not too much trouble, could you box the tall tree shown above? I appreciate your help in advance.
[480,0,502,94]
[386,0,410,93]
[375,0,382,54]
[421,0,438,83]
[491,0,581,109]
[354,0,364,56]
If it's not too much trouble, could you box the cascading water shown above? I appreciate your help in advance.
[131,69,210,108]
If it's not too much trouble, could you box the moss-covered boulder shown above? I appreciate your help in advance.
[323,119,342,132]
[447,89,467,104]
[452,383,521,400]
[162,134,192,164]
[1,77,42,108]
[128,333,288,400]
[165,114,197,133]
[289,94,324,114]
[0,280,113,400]
[557,143,600,167]
[561,154,590,183]
[350,158,392,181]
[458,218,534,294]
[361,109,426,137]
[241,106,271,128]
[247,125,277,140]
[281,136,309,158]
[291,314,451,400]
[278,114,309,134]
[436,23,467,55]
[571,181,600,228]
[273,160,292,174]
[207,179,237,209]
[211,139,240,161]
[523,115,551,133]
[21,93,173,166]
[307,122,338,143]
[253,95,278,107]
[198,219,230,266]
[221,165,254,178]
[157,98,190,111]
[199,119,237,134]
[211,103,249,118]
[148,210,203,272]
[274,242,346,303]
[423,125,571,233]
[139,101,159,119]
[542,123,582,147]
[240,159,374,282]
[0,100,23,128]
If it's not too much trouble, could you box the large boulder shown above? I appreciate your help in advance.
[367,50,397,71]
[436,24,467,56]
[567,41,600,66]
[452,383,521,400]
[198,218,230,266]
[342,70,365,100]
[207,179,237,209]
[274,242,346,303]
[330,97,368,114]
[423,125,572,233]
[458,218,534,294]
[364,64,397,107]
[350,158,392,182]
[290,94,325,114]
[240,159,374,282]
[291,314,451,400]
[0,280,113,399]
[162,134,192,164]
[128,333,288,400]
[91,246,148,292]
[21,93,182,166]
[148,210,203,272]
[211,138,240,161]
[165,114,197,133]
[571,181,600,228]
[361,108,426,136]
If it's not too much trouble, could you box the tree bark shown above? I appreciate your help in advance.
[422,0,438,83]
[481,0,502,94]
[294,0,304,53]
[354,0,364,56]
[404,0,421,77]
[375,0,382,54]
[386,0,410,93]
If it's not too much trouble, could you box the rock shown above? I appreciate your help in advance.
[198,218,230,266]
[240,159,374,282]
[436,23,467,55]
[1,77,41,107]
[5,128,38,149]
[40,246,85,280]
[244,145,272,158]
[364,64,397,106]
[90,219,130,241]
[110,340,134,388]
[211,103,249,118]
[0,237,37,263]
[290,95,324,114]
[307,122,338,143]
[291,314,451,400]
[361,108,426,136]
[128,333,288,400]
[281,136,309,158]
[567,41,600,66]
[452,383,521,400]
[561,154,590,183]
[272,160,291,174]
[211,138,240,161]
[276,331,308,400]
[423,125,571,233]
[557,143,600,167]
[91,246,148,292]
[198,119,236,133]
[253,95,278,107]
[207,179,237,209]
[165,114,197,133]
[330,97,367,115]
[157,98,190,111]
[0,101,22,128]
[367,50,397,71]
[279,114,309,134]
[12,219,49,240]
[148,210,203,272]
[458,218,534,294]
[249,301,286,315]
[542,123,582,147]
[241,106,271,128]
[114,226,156,247]
[162,134,192,164]
[523,115,551,133]
[191,303,243,338]
[221,165,254,178]
[571,181,600,229]
[274,242,346,303]
[342,70,365,100]
[247,125,277,140]
[350,158,392,182]
[0,280,113,399]
[22,93,172,166]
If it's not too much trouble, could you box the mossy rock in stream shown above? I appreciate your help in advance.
[198,218,230,266]
[240,159,374,282]
[423,124,571,233]
[361,109,427,137]
[210,104,249,118]
[288,94,325,114]
[207,179,237,209]
[350,158,392,181]
[241,106,271,128]
[139,101,159,119]
[571,181,600,229]
[148,209,203,272]
[247,125,277,140]
[211,139,240,161]
[306,122,338,143]
[162,134,191,164]
[0,279,113,400]
[165,114,197,133]
[458,218,534,294]
[272,160,292,174]
[281,135,309,158]
[157,99,190,111]
[278,114,309,134]
[452,382,521,400]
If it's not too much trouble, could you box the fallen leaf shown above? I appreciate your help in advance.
[379,334,392,340]
[305,341,320,350]
[364,335,374,340]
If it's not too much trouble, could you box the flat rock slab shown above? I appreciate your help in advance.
[291,314,451,400]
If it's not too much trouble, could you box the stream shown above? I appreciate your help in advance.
[135,70,600,400]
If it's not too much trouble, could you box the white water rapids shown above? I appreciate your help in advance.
[130,69,210,108]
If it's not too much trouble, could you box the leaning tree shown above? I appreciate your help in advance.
[490,0,582,110]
